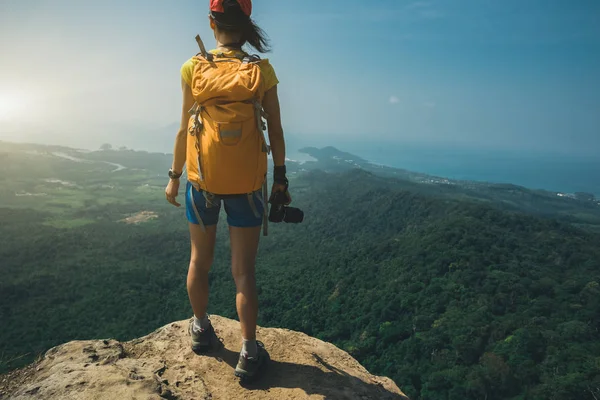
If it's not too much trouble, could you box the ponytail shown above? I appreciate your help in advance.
[242,19,271,53]
[214,18,271,53]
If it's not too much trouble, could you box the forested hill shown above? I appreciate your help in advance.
[262,169,600,399]
[296,146,600,233]
[1,141,599,399]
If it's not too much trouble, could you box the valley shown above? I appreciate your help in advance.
[1,140,599,400]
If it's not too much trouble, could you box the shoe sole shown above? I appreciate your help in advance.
[234,352,270,384]
[191,339,223,354]
[191,343,211,354]
[189,324,223,354]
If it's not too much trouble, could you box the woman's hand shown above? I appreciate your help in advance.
[165,179,181,207]
[270,182,291,205]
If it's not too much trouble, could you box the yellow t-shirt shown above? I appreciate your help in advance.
[180,49,279,92]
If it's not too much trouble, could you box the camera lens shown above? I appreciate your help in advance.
[283,207,304,223]
[268,204,285,223]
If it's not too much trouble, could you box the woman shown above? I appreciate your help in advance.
[164,0,290,383]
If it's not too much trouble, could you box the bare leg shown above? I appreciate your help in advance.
[229,225,261,341]
[187,223,217,319]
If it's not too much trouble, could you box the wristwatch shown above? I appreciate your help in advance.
[168,169,182,180]
[273,165,288,186]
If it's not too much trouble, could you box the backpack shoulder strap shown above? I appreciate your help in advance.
[242,54,261,64]
[195,34,213,61]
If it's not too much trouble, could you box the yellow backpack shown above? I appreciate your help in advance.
[186,35,270,196]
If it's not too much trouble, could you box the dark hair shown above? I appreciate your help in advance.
[211,1,271,53]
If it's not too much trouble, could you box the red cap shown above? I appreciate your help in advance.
[210,0,252,17]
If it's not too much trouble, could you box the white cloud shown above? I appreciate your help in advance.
[424,101,437,108]
[389,96,400,104]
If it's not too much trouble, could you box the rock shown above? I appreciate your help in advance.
[1,316,409,400]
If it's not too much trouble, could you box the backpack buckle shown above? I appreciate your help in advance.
[189,104,203,136]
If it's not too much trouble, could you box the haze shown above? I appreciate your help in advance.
[0,0,599,157]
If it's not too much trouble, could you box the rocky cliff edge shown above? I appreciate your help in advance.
[1,315,408,400]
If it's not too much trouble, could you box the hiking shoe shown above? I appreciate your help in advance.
[188,319,223,354]
[234,341,270,383]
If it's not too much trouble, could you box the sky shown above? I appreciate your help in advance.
[0,0,599,157]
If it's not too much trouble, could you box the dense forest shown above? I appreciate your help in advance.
[1,143,599,400]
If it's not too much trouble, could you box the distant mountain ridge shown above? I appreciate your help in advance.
[289,145,600,233]
[299,146,369,164]
[298,145,597,199]
[1,140,599,232]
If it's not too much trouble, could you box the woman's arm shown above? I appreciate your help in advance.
[262,85,285,168]
[165,78,195,207]
[171,77,195,174]
[262,84,291,203]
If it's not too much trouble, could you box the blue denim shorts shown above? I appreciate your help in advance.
[185,182,264,228]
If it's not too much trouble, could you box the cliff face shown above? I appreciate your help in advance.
[1,315,408,400]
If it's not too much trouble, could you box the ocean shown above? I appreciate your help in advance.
[287,140,600,197]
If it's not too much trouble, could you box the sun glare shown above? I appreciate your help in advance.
[0,91,29,122]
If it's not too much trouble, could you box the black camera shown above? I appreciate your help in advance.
[268,191,304,223]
